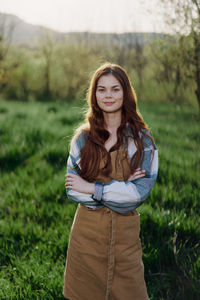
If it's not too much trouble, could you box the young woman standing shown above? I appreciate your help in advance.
[63,63,158,300]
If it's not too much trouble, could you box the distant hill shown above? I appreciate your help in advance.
[0,12,164,48]
[0,12,63,46]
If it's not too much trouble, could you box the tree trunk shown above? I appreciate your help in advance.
[174,64,181,97]
[193,32,200,114]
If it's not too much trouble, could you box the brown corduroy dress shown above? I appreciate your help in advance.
[63,146,149,300]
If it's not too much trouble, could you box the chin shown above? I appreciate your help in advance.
[102,106,122,113]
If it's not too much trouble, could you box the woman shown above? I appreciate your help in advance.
[63,62,158,300]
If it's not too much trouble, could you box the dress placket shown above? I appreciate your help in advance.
[105,209,117,300]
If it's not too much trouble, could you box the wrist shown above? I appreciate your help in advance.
[93,181,104,202]
[87,182,95,194]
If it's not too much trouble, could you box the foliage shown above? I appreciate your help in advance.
[159,0,200,111]
[0,100,199,299]
[0,27,198,109]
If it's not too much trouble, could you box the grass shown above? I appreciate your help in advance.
[0,99,199,299]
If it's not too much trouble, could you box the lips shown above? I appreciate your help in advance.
[103,102,115,106]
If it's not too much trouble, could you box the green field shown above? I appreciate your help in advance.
[0,99,199,300]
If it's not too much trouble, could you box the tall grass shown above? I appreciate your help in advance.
[0,100,199,299]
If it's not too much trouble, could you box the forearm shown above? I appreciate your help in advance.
[81,182,95,194]
[66,173,95,194]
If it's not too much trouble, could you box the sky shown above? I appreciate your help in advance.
[0,0,166,33]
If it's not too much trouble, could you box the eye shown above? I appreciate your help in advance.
[97,89,104,92]
[114,89,120,92]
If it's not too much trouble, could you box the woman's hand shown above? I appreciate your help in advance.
[128,168,146,181]
[65,174,95,194]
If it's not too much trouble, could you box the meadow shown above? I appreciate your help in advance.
[0,99,199,300]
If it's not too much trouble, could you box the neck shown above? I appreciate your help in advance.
[103,110,122,134]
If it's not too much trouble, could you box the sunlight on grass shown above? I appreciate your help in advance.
[0,100,199,299]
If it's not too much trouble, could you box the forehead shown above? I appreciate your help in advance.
[97,74,121,87]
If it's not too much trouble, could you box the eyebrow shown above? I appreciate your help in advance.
[97,85,120,88]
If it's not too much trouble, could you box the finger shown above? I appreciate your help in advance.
[66,179,73,185]
[134,174,145,179]
[131,169,143,175]
[135,171,145,175]
[65,177,73,183]
[133,171,144,176]
[65,182,72,187]
[129,171,145,180]
[67,173,78,179]
[66,174,73,178]
[135,170,143,174]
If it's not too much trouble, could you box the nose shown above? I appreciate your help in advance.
[105,90,112,98]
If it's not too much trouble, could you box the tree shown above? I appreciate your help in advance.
[160,0,200,112]
[38,29,55,100]
[0,14,18,92]
[150,34,188,101]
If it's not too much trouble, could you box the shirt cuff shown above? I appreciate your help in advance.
[93,181,103,202]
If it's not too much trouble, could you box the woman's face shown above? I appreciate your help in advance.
[96,74,123,114]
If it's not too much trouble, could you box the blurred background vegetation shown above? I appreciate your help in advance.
[0,0,200,299]
[0,0,200,112]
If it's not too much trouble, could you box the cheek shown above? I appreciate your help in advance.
[114,90,123,100]
[96,92,104,103]
[118,93,123,107]
[96,92,100,101]
[117,92,123,103]
[96,95,102,108]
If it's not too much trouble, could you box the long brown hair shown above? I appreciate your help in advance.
[77,62,155,182]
